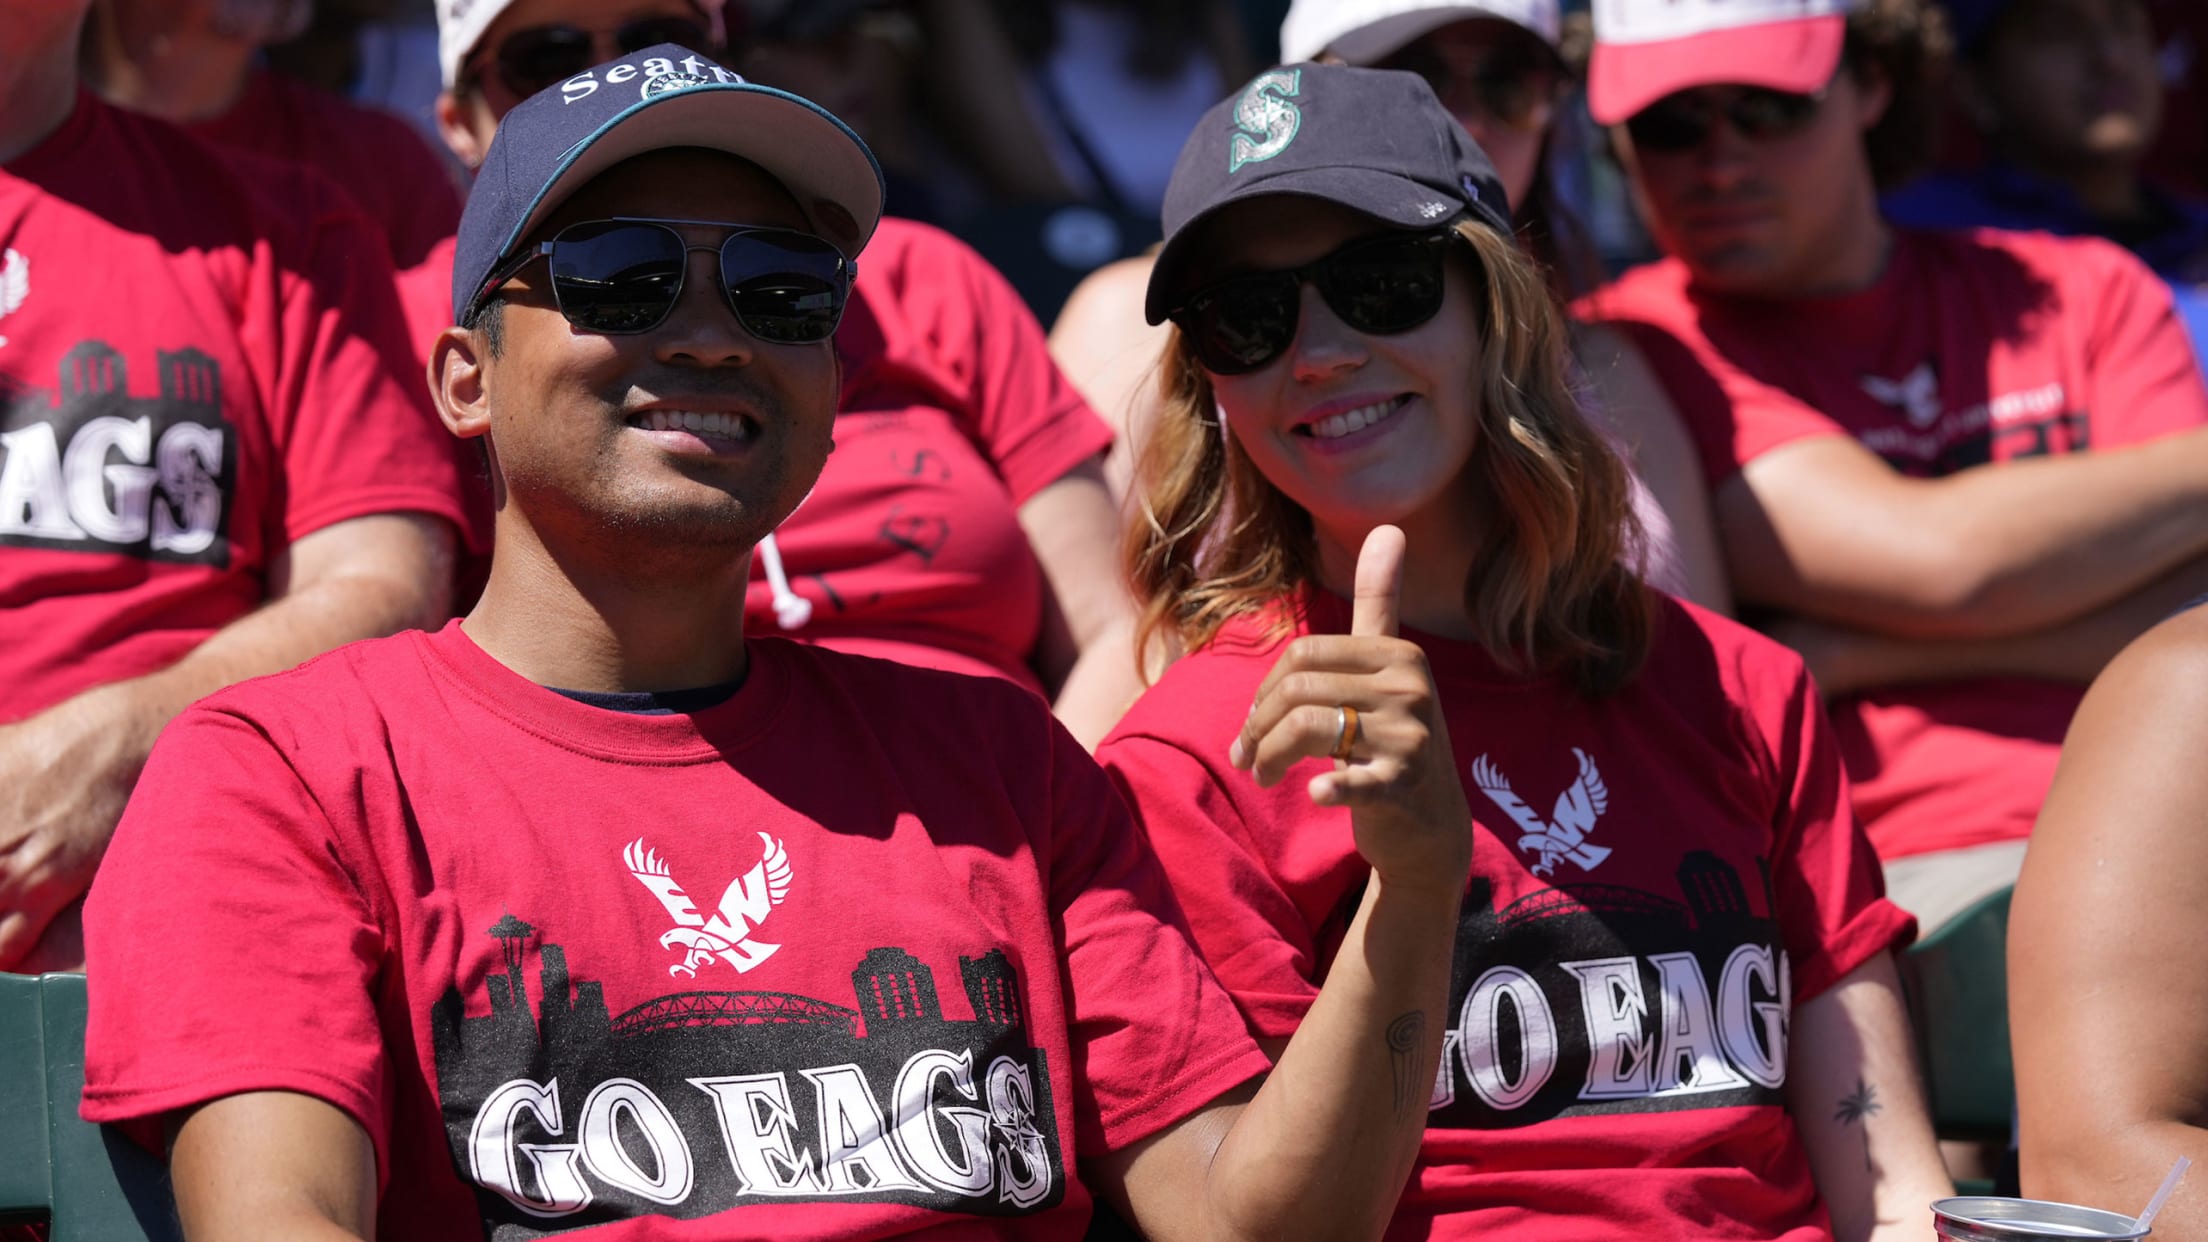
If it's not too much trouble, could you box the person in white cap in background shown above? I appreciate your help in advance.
[1048,0,1732,619]
[408,0,1145,748]
[1578,0,2208,937]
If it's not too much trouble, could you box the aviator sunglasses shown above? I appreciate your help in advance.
[1623,85,1828,153]
[466,16,725,100]
[1170,231,1467,376]
[476,218,854,341]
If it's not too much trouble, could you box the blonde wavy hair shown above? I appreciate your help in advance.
[1128,218,1658,698]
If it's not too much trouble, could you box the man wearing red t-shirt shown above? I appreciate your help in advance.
[0,1,471,973]
[1576,0,2208,928]
[79,43,1471,1239]
[82,0,464,270]
[411,0,1140,746]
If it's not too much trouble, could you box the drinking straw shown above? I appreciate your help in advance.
[2137,1155,2192,1231]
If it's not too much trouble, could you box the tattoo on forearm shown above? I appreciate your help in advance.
[1387,1011,1425,1117]
[1835,1079,1881,1173]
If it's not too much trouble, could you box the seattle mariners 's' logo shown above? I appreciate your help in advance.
[640,70,713,100]
[623,834,793,976]
[1229,69,1302,173]
[1472,748,1612,878]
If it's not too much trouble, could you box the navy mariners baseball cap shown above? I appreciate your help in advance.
[1144,63,1514,325]
[451,43,885,324]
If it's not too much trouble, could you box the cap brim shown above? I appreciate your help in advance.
[1145,166,1489,324]
[1324,8,1560,63]
[497,82,885,267]
[1587,15,1844,126]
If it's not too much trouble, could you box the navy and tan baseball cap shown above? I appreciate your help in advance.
[451,42,884,324]
[1144,63,1514,325]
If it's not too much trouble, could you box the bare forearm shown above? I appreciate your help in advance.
[54,545,451,785]
[1733,430,2208,638]
[1203,873,1461,1242]
[1049,618,1144,750]
[1784,956,1951,1242]
[1790,553,2208,695]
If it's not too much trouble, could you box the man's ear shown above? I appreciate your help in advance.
[432,327,492,440]
[435,90,491,170]
[1851,62,1897,132]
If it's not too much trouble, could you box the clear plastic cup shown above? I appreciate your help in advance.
[1932,1195,2150,1240]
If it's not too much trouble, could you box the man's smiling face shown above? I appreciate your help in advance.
[478,147,840,558]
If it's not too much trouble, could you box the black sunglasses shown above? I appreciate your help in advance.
[472,17,724,100]
[1380,37,1569,135]
[476,218,854,341]
[1624,86,1827,153]
[1170,231,1467,376]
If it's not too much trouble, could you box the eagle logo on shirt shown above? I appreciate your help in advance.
[1861,362,1943,429]
[0,249,27,347]
[1472,748,1613,878]
[622,834,794,977]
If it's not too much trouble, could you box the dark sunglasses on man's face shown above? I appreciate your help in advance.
[477,218,854,341]
[1170,231,1469,377]
[474,17,722,100]
[1623,85,1827,153]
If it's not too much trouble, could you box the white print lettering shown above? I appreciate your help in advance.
[624,834,793,977]
[1432,943,1790,1115]
[560,54,741,104]
[0,341,232,565]
[1473,748,1612,877]
[468,1051,1054,1219]
[1426,856,1792,1128]
[0,249,28,347]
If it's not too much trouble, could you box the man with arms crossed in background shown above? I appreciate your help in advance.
[77,45,1473,1239]
[1580,0,2208,931]
[0,0,470,972]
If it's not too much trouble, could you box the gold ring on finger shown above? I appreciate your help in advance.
[1332,705,1360,763]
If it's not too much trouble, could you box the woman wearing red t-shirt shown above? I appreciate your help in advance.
[1097,64,1952,1241]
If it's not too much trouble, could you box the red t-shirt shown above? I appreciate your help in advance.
[1099,592,1911,1241]
[0,95,473,723]
[188,68,463,271]
[1578,228,2208,860]
[400,219,1114,690]
[81,624,1268,1239]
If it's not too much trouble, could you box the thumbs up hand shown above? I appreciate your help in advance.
[1228,526,1473,890]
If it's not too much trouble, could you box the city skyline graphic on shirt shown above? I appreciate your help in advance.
[0,340,236,564]
[430,923,1065,1238]
[1428,850,1797,1129]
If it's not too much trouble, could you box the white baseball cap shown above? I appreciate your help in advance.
[435,0,726,91]
[1279,0,1562,67]
[1587,0,1864,125]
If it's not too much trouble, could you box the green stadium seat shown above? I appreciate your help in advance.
[0,973,179,1241]
[1900,885,2017,1197]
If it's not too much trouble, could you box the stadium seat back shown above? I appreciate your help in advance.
[1902,885,2017,1138]
[0,973,179,1241]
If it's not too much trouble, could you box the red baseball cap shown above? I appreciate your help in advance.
[1587,0,1860,126]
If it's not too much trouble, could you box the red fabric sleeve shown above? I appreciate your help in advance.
[931,230,1114,504]
[1752,653,1917,1002]
[2070,237,2208,448]
[253,172,477,553]
[79,702,393,1185]
[1099,736,1325,1041]
[1045,722,1272,1156]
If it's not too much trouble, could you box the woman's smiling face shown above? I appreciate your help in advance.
[1199,197,1486,548]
